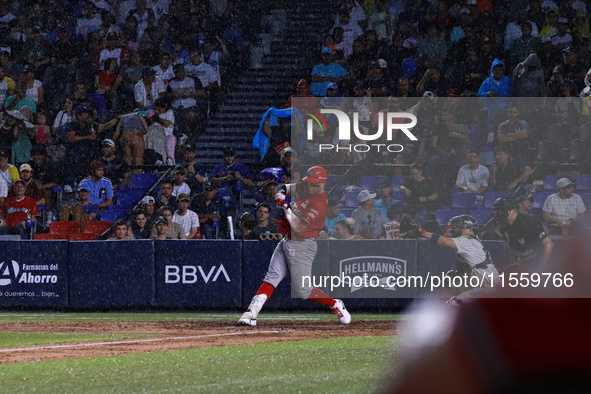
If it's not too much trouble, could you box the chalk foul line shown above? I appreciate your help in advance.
[0,330,282,353]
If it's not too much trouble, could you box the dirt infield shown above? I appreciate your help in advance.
[0,320,398,364]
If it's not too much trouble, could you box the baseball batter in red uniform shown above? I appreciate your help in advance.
[238,166,351,326]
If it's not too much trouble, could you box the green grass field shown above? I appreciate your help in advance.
[0,313,403,393]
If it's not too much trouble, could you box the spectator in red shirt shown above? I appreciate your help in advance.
[7,164,45,206]
[0,179,38,239]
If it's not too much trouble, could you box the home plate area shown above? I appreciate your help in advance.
[0,319,397,364]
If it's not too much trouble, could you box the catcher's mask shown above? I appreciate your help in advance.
[447,215,478,238]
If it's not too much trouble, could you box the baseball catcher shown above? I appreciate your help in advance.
[416,214,499,302]
[238,166,351,326]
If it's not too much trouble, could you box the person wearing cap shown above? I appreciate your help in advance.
[0,149,19,185]
[171,166,191,197]
[542,178,586,235]
[78,160,114,208]
[284,78,314,108]
[7,163,45,206]
[151,205,185,239]
[209,147,254,190]
[239,166,351,327]
[401,163,438,225]
[100,138,131,190]
[21,64,43,107]
[178,145,207,192]
[489,145,534,192]
[238,212,257,240]
[134,66,165,110]
[351,189,387,239]
[493,197,553,271]
[140,195,157,228]
[0,178,38,239]
[516,192,534,214]
[151,215,173,240]
[310,46,349,97]
[64,103,120,186]
[190,181,225,239]
[172,193,200,239]
[59,184,99,231]
[552,17,573,50]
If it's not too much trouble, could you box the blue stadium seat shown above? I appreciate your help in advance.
[359,176,388,191]
[100,208,127,222]
[543,174,574,190]
[435,208,467,226]
[576,175,591,191]
[531,192,553,208]
[580,193,591,210]
[116,190,145,208]
[391,190,405,204]
[452,192,479,209]
[339,207,356,218]
[325,174,340,189]
[345,190,361,207]
[470,208,494,225]
[130,173,160,190]
[530,207,544,220]
[87,93,106,119]
[484,191,510,208]
[391,176,406,190]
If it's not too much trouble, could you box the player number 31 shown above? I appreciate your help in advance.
[495,272,574,288]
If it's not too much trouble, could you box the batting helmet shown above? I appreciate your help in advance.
[492,197,518,225]
[447,215,478,238]
[302,166,327,184]
[259,167,285,184]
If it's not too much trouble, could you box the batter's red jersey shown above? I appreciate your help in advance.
[290,191,327,238]
[1,196,38,228]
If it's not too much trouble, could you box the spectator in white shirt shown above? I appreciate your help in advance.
[76,2,102,39]
[456,150,489,194]
[173,193,200,238]
[543,178,586,235]
[152,52,174,86]
[152,97,175,164]
[134,66,165,110]
[171,167,191,196]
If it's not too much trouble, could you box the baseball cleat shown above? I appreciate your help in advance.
[331,299,351,324]
[237,311,257,326]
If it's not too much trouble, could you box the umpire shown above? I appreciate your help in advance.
[492,197,554,272]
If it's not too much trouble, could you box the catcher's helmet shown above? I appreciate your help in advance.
[447,215,478,238]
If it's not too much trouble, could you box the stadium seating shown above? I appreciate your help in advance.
[130,173,160,190]
[340,207,355,217]
[531,192,553,208]
[345,190,360,207]
[576,175,591,190]
[452,192,479,209]
[83,221,114,234]
[100,208,128,222]
[391,190,405,204]
[116,190,145,208]
[359,176,388,191]
[49,221,80,235]
[391,176,406,191]
[470,208,494,225]
[435,208,467,226]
